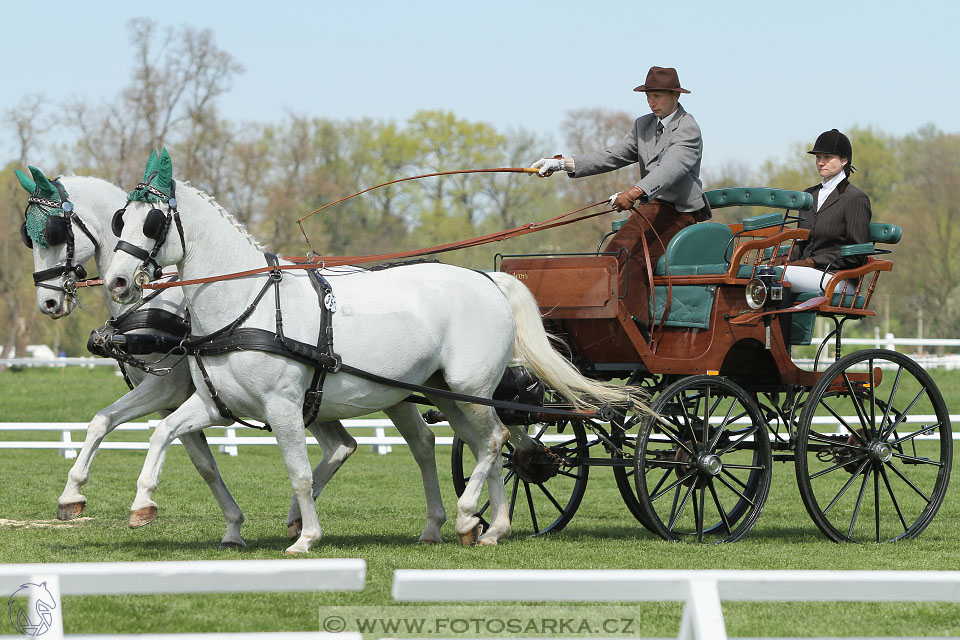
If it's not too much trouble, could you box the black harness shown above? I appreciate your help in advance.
[112,174,186,284]
[181,253,339,430]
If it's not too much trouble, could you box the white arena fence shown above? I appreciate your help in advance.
[392,568,960,640]
[0,558,365,640]
[2,414,959,459]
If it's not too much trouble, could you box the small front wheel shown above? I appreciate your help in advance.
[635,375,772,543]
[451,420,589,537]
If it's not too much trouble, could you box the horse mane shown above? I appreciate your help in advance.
[185,182,267,252]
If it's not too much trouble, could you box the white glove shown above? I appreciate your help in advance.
[532,157,563,177]
[607,193,620,207]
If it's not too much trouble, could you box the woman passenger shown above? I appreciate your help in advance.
[784,129,872,294]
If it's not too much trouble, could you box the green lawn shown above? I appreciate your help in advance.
[1,365,959,636]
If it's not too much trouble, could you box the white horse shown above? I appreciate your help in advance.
[17,168,376,546]
[104,149,642,552]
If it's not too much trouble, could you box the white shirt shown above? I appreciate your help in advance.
[817,170,845,211]
[659,108,680,130]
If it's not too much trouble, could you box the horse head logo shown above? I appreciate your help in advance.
[7,582,57,636]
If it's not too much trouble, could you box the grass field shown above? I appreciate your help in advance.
[1,365,959,637]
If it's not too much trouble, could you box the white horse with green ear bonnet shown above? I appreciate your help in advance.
[16,165,382,547]
[104,149,644,552]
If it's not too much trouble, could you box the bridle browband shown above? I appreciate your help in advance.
[113,173,186,288]
[23,178,100,296]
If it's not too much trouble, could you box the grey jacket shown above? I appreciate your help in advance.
[570,105,709,217]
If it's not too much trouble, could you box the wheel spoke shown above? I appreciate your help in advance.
[846,465,871,538]
[878,462,909,532]
[818,395,869,446]
[878,365,903,440]
[842,370,872,438]
[651,468,698,502]
[524,482,539,533]
[879,390,926,441]
[890,423,944,446]
[716,424,759,457]
[667,481,696,531]
[883,459,933,504]
[694,484,705,543]
[715,471,755,506]
[822,458,870,516]
[809,453,868,480]
[648,466,674,498]
[874,469,881,543]
[891,452,943,467]
[708,481,733,536]
[652,422,698,457]
[535,482,566,515]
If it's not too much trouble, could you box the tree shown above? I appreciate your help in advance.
[61,18,244,184]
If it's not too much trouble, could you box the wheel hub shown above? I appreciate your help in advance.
[869,441,893,463]
[512,444,562,484]
[697,453,723,476]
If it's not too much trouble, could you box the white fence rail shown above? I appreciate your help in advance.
[0,558,365,640]
[392,568,960,640]
[1,414,958,459]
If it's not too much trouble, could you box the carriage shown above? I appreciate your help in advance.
[449,187,952,544]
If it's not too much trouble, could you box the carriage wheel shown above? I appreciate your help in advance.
[795,349,952,542]
[451,420,589,537]
[635,375,772,543]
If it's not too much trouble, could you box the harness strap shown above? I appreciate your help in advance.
[193,352,271,431]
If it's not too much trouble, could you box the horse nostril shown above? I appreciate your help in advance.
[44,299,59,311]
[114,277,128,291]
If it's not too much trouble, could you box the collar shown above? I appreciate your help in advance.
[820,170,846,192]
[659,106,681,129]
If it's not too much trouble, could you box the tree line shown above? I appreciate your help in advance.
[2,19,957,357]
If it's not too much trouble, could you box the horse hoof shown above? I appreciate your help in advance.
[57,501,86,521]
[287,519,303,540]
[456,523,483,547]
[476,537,499,546]
[129,505,158,528]
[219,540,247,550]
[418,536,443,544]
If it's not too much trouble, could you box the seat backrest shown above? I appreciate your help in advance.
[654,222,734,275]
[705,187,813,211]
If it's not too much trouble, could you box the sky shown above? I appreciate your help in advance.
[3,0,959,182]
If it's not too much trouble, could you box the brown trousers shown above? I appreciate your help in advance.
[601,201,698,326]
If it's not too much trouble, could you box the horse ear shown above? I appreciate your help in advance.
[143,149,160,181]
[28,166,58,199]
[15,169,36,195]
[156,147,173,191]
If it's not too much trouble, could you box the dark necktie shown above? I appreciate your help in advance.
[655,121,664,144]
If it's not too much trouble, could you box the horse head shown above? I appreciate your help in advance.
[16,166,111,318]
[106,148,185,304]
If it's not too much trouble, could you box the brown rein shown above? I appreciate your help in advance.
[72,167,615,291]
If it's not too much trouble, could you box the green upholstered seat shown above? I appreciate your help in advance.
[653,222,734,276]
[869,223,902,244]
[649,223,734,329]
[705,187,813,211]
[743,212,785,231]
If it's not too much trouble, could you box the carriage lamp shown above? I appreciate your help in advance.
[745,267,783,309]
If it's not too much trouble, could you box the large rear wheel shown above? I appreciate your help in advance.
[635,375,772,543]
[451,420,589,537]
[795,349,952,542]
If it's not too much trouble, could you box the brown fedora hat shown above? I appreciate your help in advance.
[634,66,690,94]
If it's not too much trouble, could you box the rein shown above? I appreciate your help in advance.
[134,199,613,290]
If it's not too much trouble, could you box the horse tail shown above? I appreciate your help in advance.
[488,272,650,414]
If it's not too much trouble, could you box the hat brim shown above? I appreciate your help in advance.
[634,85,690,94]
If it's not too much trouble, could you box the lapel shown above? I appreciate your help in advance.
[817,178,848,213]
[653,104,686,156]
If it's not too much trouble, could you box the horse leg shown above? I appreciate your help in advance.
[268,411,322,554]
[384,403,446,543]
[432,398,510,546]
[129,392,224,529]
[177,428,246,548]
[286,421,357,539]
[58,374,190,520]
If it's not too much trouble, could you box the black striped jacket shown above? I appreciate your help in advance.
[791,178,872,271]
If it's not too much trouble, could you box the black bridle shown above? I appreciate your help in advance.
[21,178,100,296]
[112,173,185,288]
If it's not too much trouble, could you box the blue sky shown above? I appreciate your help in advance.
[3,0,958,180]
